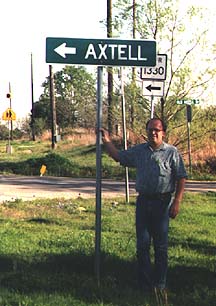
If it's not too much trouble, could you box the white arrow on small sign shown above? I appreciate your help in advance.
[142,80,164,97]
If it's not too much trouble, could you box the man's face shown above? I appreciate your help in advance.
[146,119,165,148]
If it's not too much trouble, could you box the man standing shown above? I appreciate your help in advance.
[100,118,187,296]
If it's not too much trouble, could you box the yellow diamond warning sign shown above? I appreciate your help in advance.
[2,108,16,121]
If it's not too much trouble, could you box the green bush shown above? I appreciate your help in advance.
[205,156,216,173]
[0,153,76,176]
[0,125,9,140]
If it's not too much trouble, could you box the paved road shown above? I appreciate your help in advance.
[0,175,215,201]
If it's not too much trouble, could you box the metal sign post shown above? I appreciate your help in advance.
[187,119,192,174]
[176,99,200,174]
[120,67,129,203]
[150,96,154,119]
[95,66,103,286]
[2,107,16,154]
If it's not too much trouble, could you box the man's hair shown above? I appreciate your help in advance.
[146,118,167,132]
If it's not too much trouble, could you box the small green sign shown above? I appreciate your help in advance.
[176,99,200,105]
[46,37,156,67]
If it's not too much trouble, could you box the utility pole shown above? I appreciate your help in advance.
[31,53,36,141]
[8,82,13,140]
[132,0,136,40]
[107,0,114,135]
[131,0,136,129]
[49,65,57,149]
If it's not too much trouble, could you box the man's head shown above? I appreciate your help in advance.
[146,118,166,149]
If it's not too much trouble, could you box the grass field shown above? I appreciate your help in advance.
[0,138,215,305]
[0,139,125,179]
[0,192,215,305]
[0,139,216,181]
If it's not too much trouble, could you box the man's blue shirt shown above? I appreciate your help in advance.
[118,142,187,194]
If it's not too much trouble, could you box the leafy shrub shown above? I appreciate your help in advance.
[0,125,9,140]
[0,153,76,177]
[42,152,75,176]
[205,156,216,173]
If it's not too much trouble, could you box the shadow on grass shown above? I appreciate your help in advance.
[168,266,216,306]
[170,237,216,257]
[0,252,141,305]
[0,250,215,305]
[168,265,216,291]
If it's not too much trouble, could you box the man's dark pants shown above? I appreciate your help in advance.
[135,193,171,290]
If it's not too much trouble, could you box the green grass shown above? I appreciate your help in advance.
[0,192,215,305]
[0,139,215,180]
[0,140,126,179]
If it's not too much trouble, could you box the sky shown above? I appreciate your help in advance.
[0,0,107,121]
[0,0,216,121]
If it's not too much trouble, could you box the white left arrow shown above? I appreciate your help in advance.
[54,43,77,58]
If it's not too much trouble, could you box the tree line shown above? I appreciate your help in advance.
[1,0,215,155]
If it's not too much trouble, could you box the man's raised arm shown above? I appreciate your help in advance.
[100,129,120,162]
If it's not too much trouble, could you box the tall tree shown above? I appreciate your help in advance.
[34,66,96,131]
[113,0,216,133]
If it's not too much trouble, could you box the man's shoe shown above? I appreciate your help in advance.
[154,287,168,306]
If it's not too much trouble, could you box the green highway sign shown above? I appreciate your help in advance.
[176,99,200,105]
[46,37,156,67]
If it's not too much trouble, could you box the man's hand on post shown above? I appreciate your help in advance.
[100,128,111,143]
[98,128,120,162]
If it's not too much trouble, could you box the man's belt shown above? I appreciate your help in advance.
[139,192,171,200]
